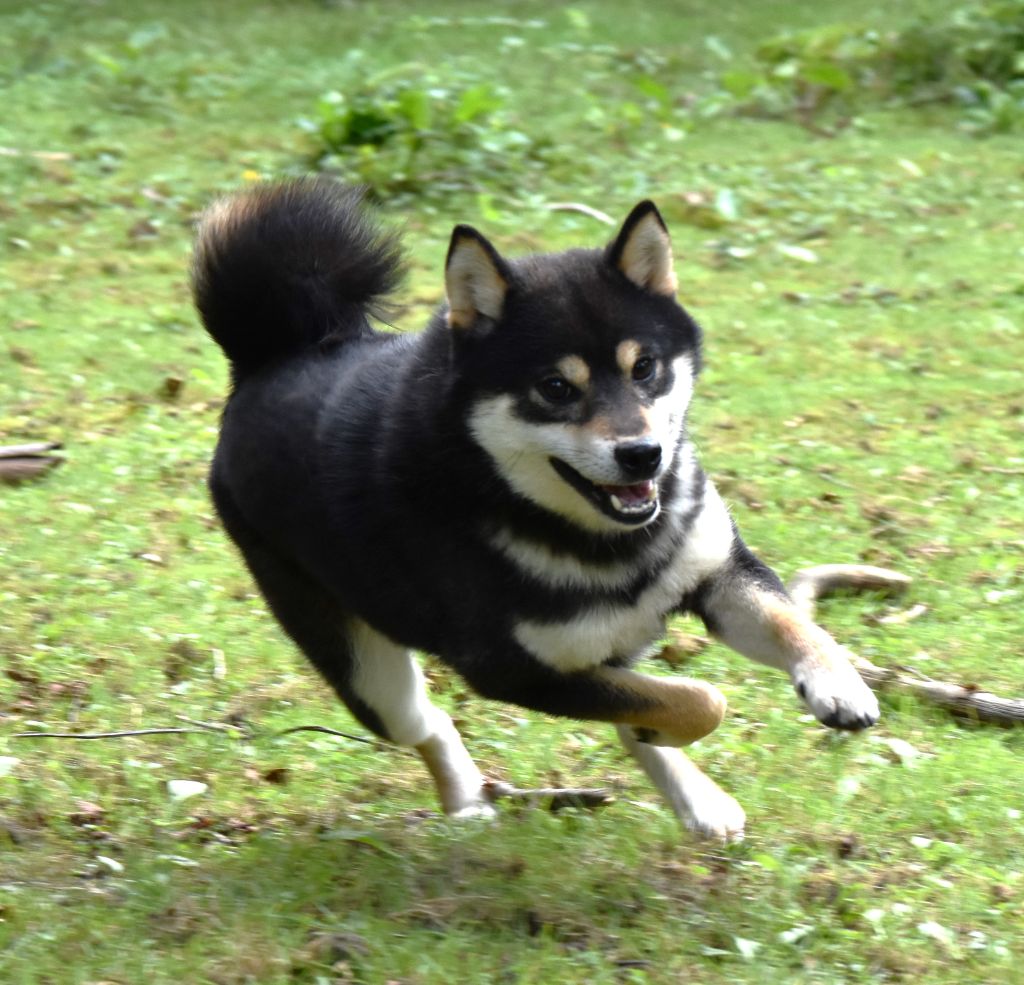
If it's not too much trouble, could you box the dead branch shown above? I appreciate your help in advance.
[271,724,378,745]
[790,564,1024,725]
[545,202,616,225]
[483,778,614,812]
[13,724,614,805]
[0,442,64,484]
[13,727,217,740]
[0,146,73,161]
[12,721,379,745]
[788,564,911,617]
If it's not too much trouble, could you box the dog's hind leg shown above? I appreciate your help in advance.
[616,725,745,841]
[346,619,493,818]
[211,488,490,817]
[242,571,490,817]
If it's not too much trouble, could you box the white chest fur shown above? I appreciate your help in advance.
[512,481,735,672]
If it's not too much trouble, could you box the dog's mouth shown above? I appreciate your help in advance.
[550,458,659,525]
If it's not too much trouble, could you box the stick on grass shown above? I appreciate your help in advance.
[790,564,1024,725]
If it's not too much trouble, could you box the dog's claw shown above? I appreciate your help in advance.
[820,706,878,730]
[792,662,880,731]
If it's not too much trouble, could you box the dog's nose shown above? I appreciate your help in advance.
[614,440,662,478]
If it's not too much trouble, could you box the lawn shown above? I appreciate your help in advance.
[1,1,1022,982]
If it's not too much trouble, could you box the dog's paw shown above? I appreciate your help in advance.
[792,660,880,730]
[442,781,499,819]
[448,801,498,821]
[675,769,749,839]
[681,781,746,842]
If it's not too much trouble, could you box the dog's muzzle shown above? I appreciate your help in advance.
[550,446,662,526]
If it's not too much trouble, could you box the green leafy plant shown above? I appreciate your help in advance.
[84,23,170,102]
[715,0,1024,131]
[304,66,548,199]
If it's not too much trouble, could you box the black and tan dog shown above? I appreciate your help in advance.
[193,178,879,839]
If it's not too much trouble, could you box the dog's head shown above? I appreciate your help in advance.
[447,202,702,534]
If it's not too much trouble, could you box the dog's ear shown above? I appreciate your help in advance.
[445,226,509,330]
[607,201,677,297]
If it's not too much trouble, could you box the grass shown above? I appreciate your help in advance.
[1,0,1023,982]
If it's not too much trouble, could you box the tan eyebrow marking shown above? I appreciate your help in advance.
[616,340,642,377]
[555,355,591,388]
[583,415,616,440]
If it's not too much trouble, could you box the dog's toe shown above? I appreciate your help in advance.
[793,664,880,731]
[685,791,746,843]
[448,802,498,821]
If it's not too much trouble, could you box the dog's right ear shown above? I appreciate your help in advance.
[445,226,509,330]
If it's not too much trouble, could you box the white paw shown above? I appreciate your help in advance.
[444,782,498,820]
[792,660,880,731]
[683,786,747,842]
[447,801,498,821]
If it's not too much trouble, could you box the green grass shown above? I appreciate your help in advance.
[2,1,1023,982]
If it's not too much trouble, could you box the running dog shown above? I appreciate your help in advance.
[192,178,879,839]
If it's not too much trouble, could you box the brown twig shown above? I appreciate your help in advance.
[789,564,1024,725]
[545,202,616,225]
[483,778,614,812]
[13,727,218,740]
[12,721,378,744]
[0,146,72,161]
[0,441,64,484]
[270,724,378,745]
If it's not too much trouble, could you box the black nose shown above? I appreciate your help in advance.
[614,440,662,479]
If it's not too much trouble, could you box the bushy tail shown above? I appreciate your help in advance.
[191,177,403,375]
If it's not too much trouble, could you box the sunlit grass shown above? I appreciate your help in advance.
[1,1,1022,982]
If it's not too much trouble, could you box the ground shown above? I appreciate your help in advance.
[1,1,1022,982]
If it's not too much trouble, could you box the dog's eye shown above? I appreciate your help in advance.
[537,376,578,404]
[632,356,657,382]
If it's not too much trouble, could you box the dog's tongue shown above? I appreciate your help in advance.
[602,480,655,506]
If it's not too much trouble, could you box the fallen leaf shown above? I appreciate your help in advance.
[68,800,106,826]
[167,780,208,801]
[871,735,926,766]
[777,243,819,264]
[918,921,955,946]
[778,925,813,945]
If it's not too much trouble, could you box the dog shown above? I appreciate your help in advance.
[192,177,879,840]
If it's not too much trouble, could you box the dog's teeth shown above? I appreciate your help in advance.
[610,494,624,512]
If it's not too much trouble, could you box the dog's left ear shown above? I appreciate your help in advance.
[607,201,677,297]
[445,225,510,330]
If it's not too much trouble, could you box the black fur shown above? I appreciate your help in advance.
[192,178,404,377]
[195,179,708,734]
[191,176,883,845]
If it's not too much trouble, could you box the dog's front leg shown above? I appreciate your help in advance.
[692,540,880,730]
[466,656,744,839]
[616,725,745,841]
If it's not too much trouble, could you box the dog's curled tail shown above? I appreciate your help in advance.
[192,177,403,375]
